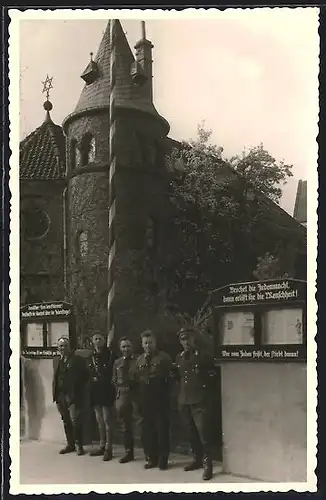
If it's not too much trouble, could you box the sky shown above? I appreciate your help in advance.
[18,8,319,215]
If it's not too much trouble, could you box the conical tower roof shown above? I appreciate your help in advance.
[63,20,169,133]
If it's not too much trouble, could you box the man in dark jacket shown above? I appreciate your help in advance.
[132,330,173,470]
[113,337,137,464]
[53,337,88,456]
[175,327,216,481]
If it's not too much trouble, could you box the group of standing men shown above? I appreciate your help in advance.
[52,328,217,481]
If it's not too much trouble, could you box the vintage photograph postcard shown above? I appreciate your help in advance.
[9,7,318,494]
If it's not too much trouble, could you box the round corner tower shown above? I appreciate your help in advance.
[62,20,171,346]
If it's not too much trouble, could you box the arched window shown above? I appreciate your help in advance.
[80,134,96,166]
[71,139,80,171]
[88,136,96,163]
[77,230,88,261]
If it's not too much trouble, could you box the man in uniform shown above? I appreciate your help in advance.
[132,330,173,470]
[53,336,88,456]
[87,332,116,461]
[113,337,136,464]
[175,327,216,481]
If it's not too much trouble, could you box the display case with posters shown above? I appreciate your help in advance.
[20,301,76,358]
[211,278,307,361]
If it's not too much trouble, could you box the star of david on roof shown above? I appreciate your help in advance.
[42,75,53,100]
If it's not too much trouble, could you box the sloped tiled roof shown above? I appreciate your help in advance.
[63,20,169,132]
[293,180,307,224]
[20,113,66,180]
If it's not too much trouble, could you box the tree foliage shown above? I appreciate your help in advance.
[253,252,289,280]
[229,143,293,203]
[160,122,302,314]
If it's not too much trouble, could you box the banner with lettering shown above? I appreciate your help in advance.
[218,345,306,362]
[212,279,306,307]
[21,301,73,321]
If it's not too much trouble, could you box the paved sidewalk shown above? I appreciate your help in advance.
[20,441,257,485]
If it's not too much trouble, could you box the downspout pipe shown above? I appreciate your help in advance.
[63,186,68,300]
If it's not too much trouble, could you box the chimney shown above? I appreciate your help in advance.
[134,21,154,101]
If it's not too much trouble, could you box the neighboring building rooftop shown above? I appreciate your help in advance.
[20,101,66,181]
[293,180,307,225]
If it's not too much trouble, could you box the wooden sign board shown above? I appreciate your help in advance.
[212,279,307,362]
[20,301,75,358]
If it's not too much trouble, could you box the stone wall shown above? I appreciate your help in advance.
[20,181,66,304]
[65,107,177,345]
[221,362,307,481]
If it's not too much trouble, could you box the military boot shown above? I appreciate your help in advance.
[103,448,113,461]
[144,457,158,469]
[202,455,213,481]
[119,449,134,464]
[184,456,202,471]
[60,425,75,454]
[103,432,113,461]
[59,444,75,455]
[89,446,105,457]
[76,444,85,456]
[158,456,169,470]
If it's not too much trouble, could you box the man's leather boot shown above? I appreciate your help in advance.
[89,446,105,457]
[119,449,134,464]
[59,444,75,455]
[184,455,203,471]
[202,455,213,481]
[76,444,85,456]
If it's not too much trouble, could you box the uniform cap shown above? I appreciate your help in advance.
[57,336,69,345]
[177,327,195,340]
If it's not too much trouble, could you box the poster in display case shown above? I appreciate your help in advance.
[221,311,254,345]
[48,321,70,347]
[262,308,303,345]
[21,301,75,357]
[26,322,44,347]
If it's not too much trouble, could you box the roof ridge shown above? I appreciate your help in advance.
[20,123,45,151]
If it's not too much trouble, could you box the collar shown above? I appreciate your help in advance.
[181,349,198,357]
[60,353,70,361]
[93,347,106,356]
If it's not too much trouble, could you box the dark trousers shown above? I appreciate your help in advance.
[179,402,211,459]
[56,396,83,447]
[138,392,170,463]
[115,392,134,452]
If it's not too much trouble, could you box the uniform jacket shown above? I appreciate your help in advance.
[131,351,173,402]
[52,353,88,404]
[176,349,216,406]
[112,355,137,400]
[86,348,116,384]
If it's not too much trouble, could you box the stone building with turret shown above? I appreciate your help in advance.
[20,20,307,351]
